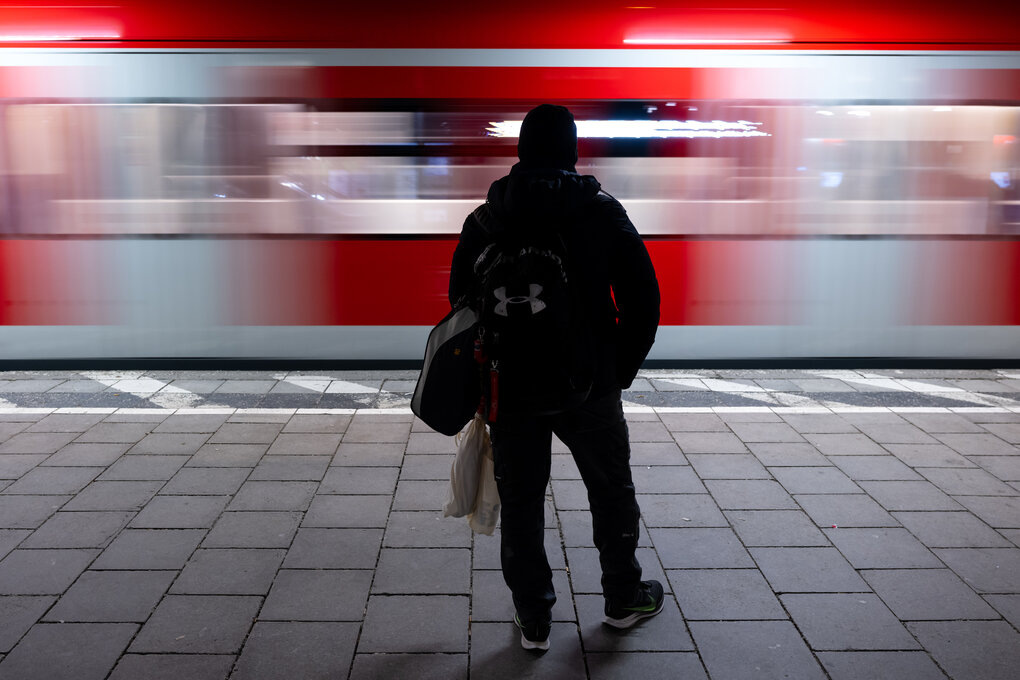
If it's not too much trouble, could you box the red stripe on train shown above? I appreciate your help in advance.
[2,3,1020,49]
[909,240,1020,326]
[226,239,1020,327]
[2,239,1018,327]
[0,240,113,325]
[226,239,792,326]
[227,240,457,326]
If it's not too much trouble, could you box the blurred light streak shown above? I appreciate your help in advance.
[820,172,844,188]
[623,38,791,45]
[487,119,770,139]
[0,32,120,41]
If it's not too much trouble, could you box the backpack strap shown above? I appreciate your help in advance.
[473,241,501,278]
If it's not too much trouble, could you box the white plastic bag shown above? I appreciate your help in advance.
[468,442,500,536]
[443,414,487,518]
[443,414,500,535]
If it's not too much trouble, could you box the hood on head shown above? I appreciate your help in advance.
[517,104,578,172]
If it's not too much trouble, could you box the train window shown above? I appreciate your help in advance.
[0,101,1016,235]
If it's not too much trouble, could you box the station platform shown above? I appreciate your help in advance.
[0,369,1018,679]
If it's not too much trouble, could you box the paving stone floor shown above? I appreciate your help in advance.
[0,370,1018,679]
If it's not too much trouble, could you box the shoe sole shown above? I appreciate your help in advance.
[603,598,665,629]
[514,615,550,651]
[519,633,550,651]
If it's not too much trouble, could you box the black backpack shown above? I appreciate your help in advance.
[472,214,595,421]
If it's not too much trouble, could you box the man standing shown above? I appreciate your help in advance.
[449,104,661,650]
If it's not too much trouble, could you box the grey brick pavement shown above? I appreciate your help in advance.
[0,370,1018,679]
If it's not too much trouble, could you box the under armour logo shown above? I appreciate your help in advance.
[493,284,546,317]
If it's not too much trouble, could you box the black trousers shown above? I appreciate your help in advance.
[488,389,642,622]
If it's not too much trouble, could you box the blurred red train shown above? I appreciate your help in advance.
[0,1,1018,362]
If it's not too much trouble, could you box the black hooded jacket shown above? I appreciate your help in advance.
[449,164,660,395]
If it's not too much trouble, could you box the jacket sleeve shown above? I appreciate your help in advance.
[603,197,660,389]
[448,208,489,307]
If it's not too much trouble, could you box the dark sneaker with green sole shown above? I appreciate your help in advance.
[514,613,551,651]
[603,580,665,629]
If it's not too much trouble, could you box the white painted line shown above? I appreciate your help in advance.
[295,408,358,415]
[950,407,1011,413]
[56,407,117,414]
[622,406,656,414]
[712,407,775,413]
[828,406,892,413]
[771,407,833,414]
[0,407,55,414]
[357,408,414,415]
[180,403,242,410]
[234,408,296,415]
[173,408,236,415]
[888,407,951,413]
[652,407,716,414]
[114,408,175,415]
